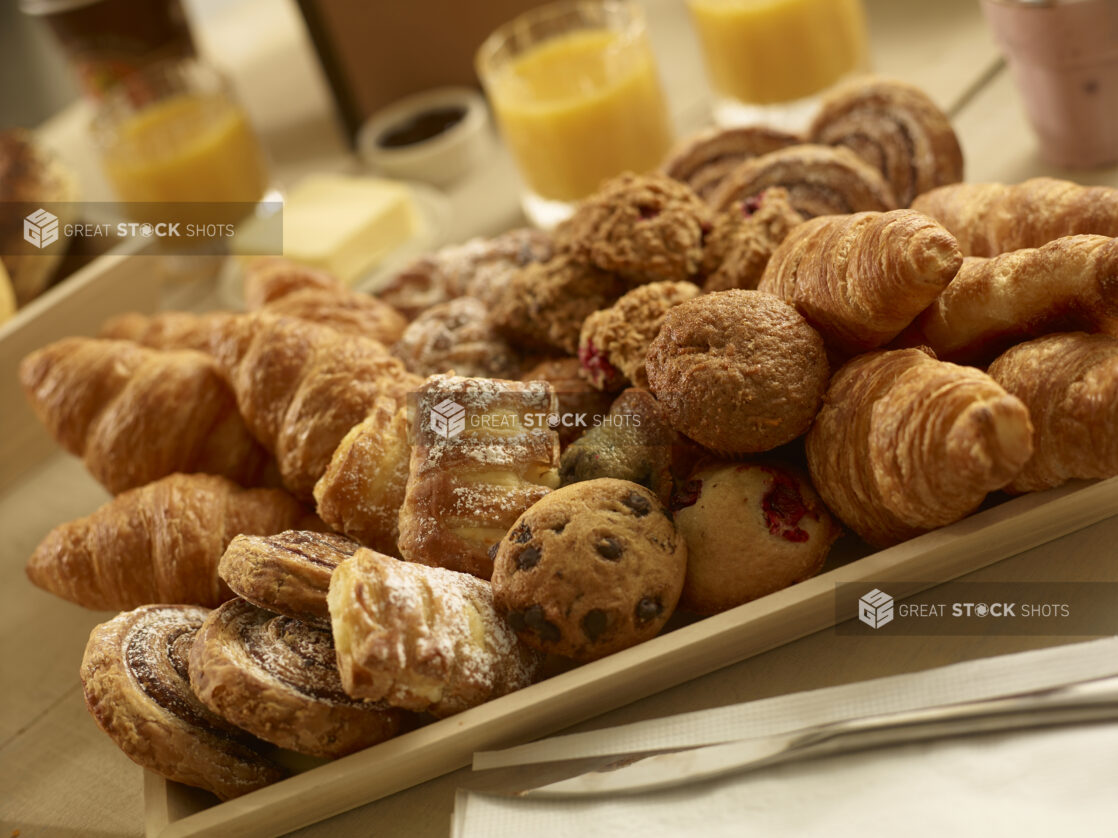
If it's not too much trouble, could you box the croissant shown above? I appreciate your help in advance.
[20,337,274,493]
[809,77,964,207]
[988,333,1118,493]
[709,144,898,218]
[758,210,963,353]
[312,396,411,555]
[805,348,1033,547]
[27,473,321,610]
[210,313,421,499]
[243,257,407,345]
[99,310,236,354]
[910,177,1118,256]
[911,235,1118,364]
[661,125,802,200]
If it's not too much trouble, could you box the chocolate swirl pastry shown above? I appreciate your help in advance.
[809,78,964,207]
[189,599,410,758]
[219,530,361,624]
[661,125,802,201]
[80,604,285,800]
[710,144,898,218]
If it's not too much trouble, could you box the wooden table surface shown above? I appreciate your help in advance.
[3,1,1117,836]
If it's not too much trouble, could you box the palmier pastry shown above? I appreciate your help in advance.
[910,177,1118,256]
[313,397,411,555]
[392,296,520,379]
[809,77,964,207]
[80,604,285,800]
[559,172,712,285]
[909,235,1118,364]
[759,209,962,354]
[661,125,802,200]
[578,280,702,391]
[189,599,410,758]
[805,348,1033,547]
[397,375,560,579]
[328,548,542,717]
[710,144,898,218]
[645,291,830,455]
[988,332,1118,493]
[219,530,361,624]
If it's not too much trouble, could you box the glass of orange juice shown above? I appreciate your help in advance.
[688,0,869,130]
[477,0,674,227]
[93,58,269,207]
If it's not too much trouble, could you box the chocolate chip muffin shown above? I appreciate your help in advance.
[491,479,686,661]
[391,296,519,379]
[701,187,803,292]
[491,255,626,355]
[645,290,830,454]
[673,462,841,614]
[578,280,701,391]
[560,173,713,285]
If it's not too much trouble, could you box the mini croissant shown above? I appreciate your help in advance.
[805,348,1033,547]
[911,177,1118,256]
[911,235,1118,364]
[20,337,274,494]
[759,209,962,354]
[988,333,1118,493]
[27,473,321,610]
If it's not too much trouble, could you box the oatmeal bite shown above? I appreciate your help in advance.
[701,187,803,292]
[491,254,626,355]
[560,172,713,285]
[578,280,701,391]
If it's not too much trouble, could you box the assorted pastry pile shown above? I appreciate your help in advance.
[19,77,1118,800]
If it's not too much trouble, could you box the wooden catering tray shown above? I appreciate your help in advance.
[2,251,1115,838]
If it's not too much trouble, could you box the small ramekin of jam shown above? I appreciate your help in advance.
[358,87,491,187]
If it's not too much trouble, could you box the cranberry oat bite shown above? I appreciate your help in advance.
[701,187,803,292]
[645,290,830,455]
[578,280,701,391]
[559,172,713,285]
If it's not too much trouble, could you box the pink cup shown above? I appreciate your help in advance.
[981,0,1118,168]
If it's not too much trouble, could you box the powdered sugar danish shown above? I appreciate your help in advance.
[189,598,410,758]
[328,548,542,716]
[397,375,561,579]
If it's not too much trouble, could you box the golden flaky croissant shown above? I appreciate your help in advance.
[809,77,964,207]
[98,310,236,353]
[20,337,274,493]
[210,313,421,500]
[242,257,407,345]
[805,348,1033,547]
[909,235,1118,364]
[758,209,962,353]
[911,177,1118,256]
[312,397,412,555]
[27,473,321,610]
[988,333,1118,493]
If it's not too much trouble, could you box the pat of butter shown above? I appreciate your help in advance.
[282,174,420,284]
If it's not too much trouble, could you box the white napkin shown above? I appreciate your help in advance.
[455,638,1118,837]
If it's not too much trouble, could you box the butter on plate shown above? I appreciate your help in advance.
[280,173,421,284]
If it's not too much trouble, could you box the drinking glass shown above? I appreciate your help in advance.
[687,0,869,131]
[476,0,675,227]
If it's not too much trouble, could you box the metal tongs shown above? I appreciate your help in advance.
[518,676,1118,798]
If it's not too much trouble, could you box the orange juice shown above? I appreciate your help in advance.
[101,93,267,203]
[688,0,867,105]
[485,28,673,202]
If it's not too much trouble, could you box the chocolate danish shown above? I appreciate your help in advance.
[710,144,898,218]
[80,604,285,800]
[189,599,410,758]
[219,530,361,624]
